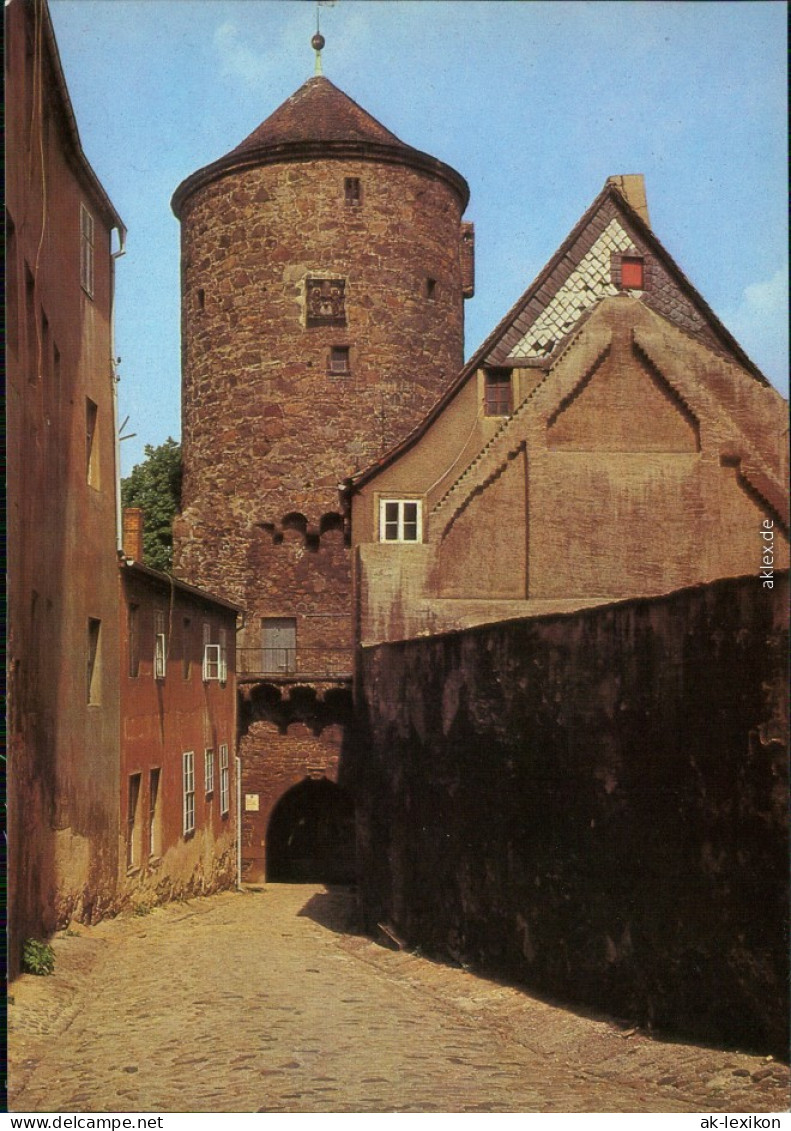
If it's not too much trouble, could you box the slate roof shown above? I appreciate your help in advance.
[173,76,468,216]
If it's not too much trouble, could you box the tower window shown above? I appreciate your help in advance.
[484,369,512,417]
[306,278,346,327]
[620,255,645,289]
[426,278,437,300]
[344,177,362,206]
[329,346,350,375]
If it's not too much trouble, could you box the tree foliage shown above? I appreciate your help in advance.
[121,438,182,572]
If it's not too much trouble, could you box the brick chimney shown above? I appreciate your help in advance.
[122,507,144,561]
[607,174,651,228]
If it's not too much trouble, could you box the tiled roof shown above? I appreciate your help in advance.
[172,76,469,216]
[346,178,771,492]
[226,77,405,155]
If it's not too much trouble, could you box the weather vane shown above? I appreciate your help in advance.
[312,0,335,76]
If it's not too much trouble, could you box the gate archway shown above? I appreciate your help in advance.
[266,777,356,883]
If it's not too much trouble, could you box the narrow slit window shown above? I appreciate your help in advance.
[87,618,101,704]
[329,346,350,375]
[183,751,196,836]
[86,398,99,485]
[219,744,230,816]
[149,768,161,857]
[344,177,362,206]
[127,774,142,870]
[154,608,167,680]
[80,203,95,298]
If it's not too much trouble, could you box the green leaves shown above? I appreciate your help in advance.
[121,438,182,573]
[22,938,55,976]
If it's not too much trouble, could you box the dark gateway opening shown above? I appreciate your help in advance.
[266,777,356,883]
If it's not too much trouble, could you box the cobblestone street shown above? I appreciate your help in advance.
[8,885,790,1114]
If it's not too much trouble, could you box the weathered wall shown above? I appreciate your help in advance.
[7,0,122,969]
[119,566,239,907]
[174,156,466,617]
[353,300,788,645]
[355,574,789,1055]
[238,719,344,882]
[171,100,471,871]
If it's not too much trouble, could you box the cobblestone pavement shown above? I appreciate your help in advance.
[8,885,790,1114]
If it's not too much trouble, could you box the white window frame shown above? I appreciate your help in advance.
[218,627,228,684]
[219,744,230,816]
[379,498,423,543]
[183,751,195,836]
[80,203,95,298]
[203,643,221,681]
[204,748,215,796]
[154,633,167,680]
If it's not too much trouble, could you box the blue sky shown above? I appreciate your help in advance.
[48,0,788,477]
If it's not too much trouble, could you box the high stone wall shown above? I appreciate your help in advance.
[354,573,789,1056]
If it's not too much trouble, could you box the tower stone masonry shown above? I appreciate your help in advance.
[171,74,472,880]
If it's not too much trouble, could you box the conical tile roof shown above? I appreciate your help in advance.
[228,76,405,153]
[173,76,468,216]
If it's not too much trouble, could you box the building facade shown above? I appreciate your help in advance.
[348,177,789,643]
[171,73,473,881]
[119,534,241,907]
[6,0,126,965]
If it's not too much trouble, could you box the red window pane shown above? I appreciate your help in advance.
[621,257,644,289]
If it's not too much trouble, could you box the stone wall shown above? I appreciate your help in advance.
[174,156,466,610]
[354,574,789,1055]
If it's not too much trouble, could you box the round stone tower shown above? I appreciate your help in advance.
[170,71,472,882]
[173,75,470,597]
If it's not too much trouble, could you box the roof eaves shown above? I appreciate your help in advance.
[119,558,244,614]
[172,138,469,218]
[42,0,125,238]
[345,178,770,494]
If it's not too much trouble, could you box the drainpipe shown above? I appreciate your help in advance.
[236,755,242,889]
[111,227,128,553]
